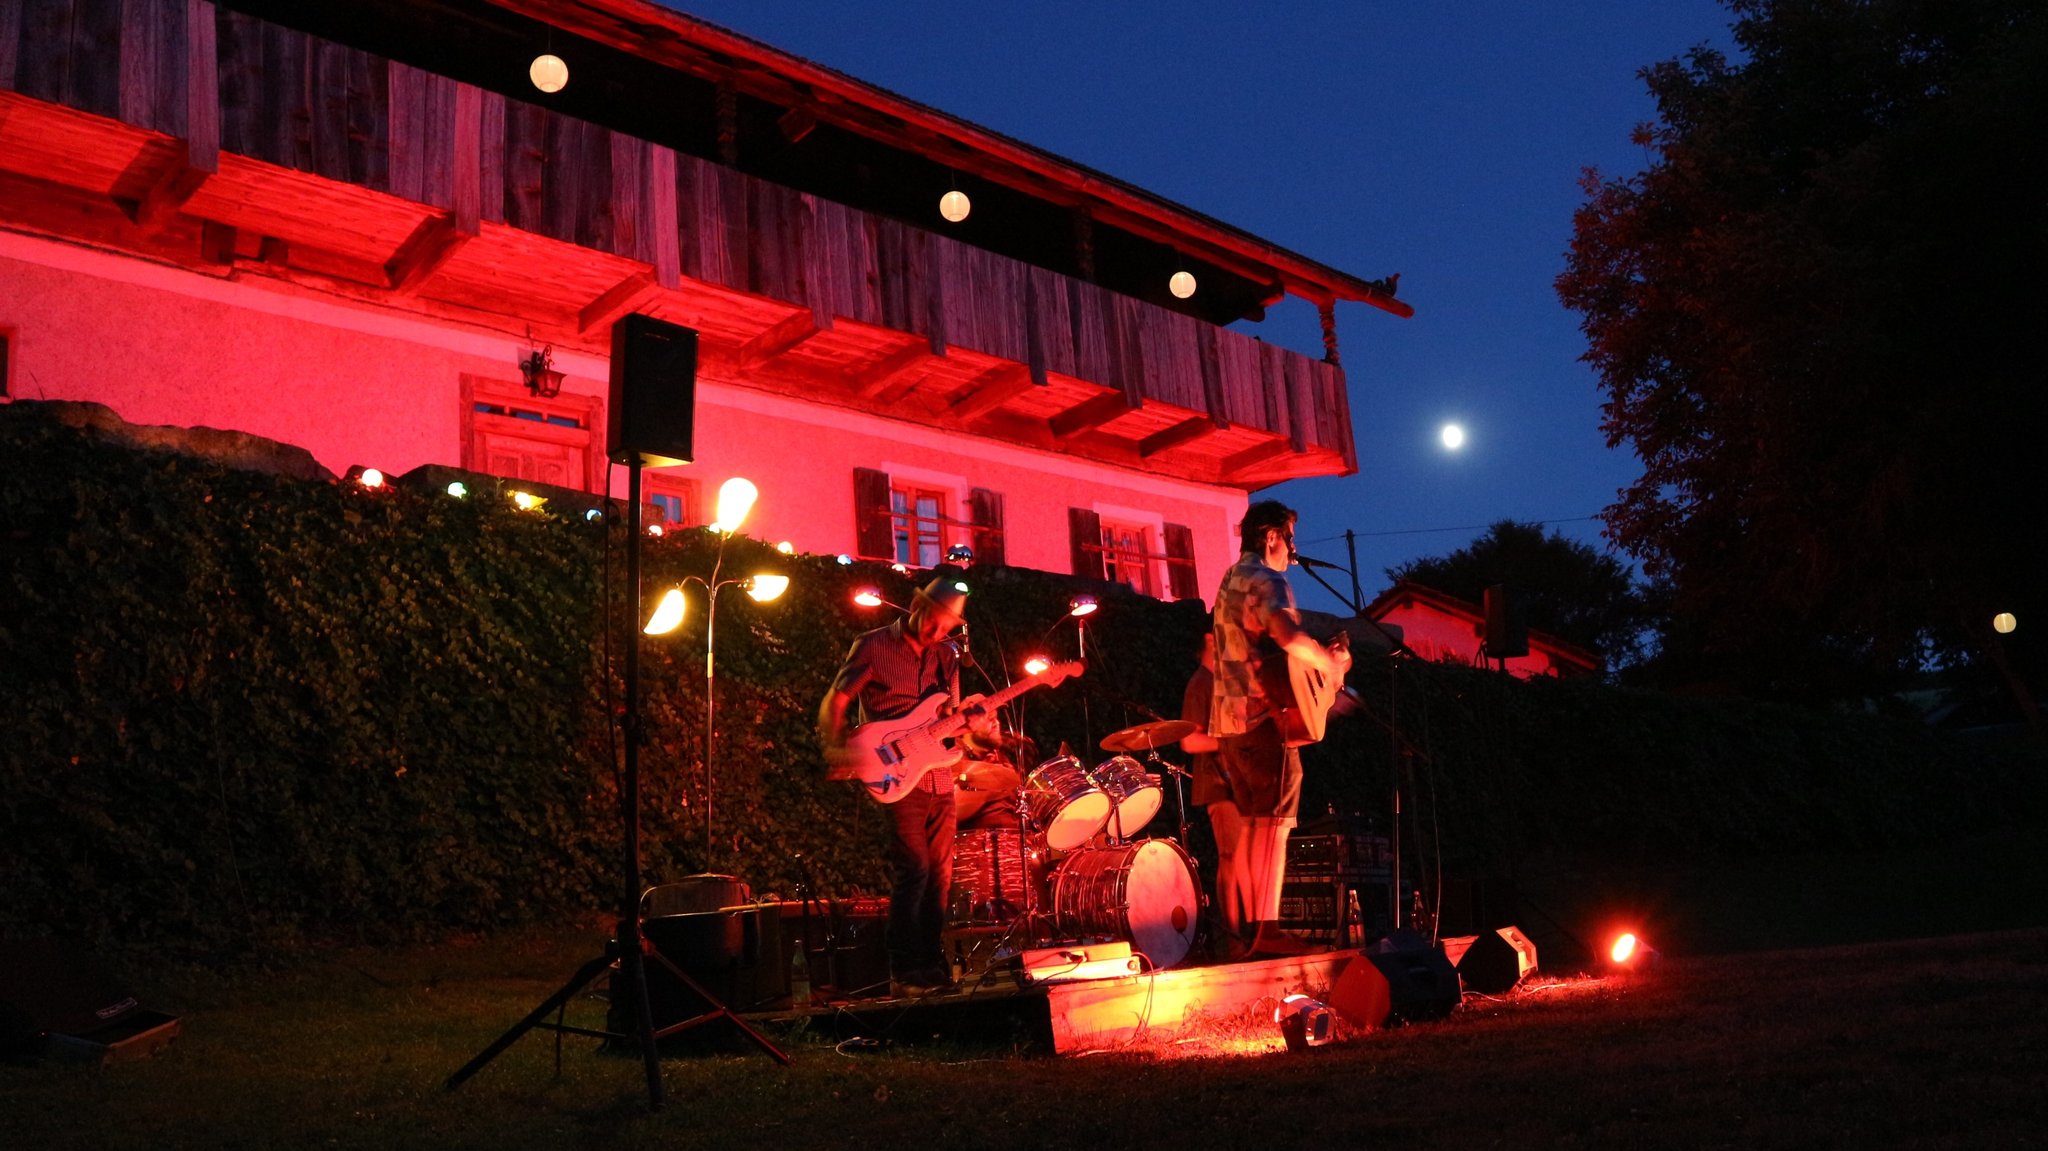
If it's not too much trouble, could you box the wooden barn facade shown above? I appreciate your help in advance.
[0,0,1409,593]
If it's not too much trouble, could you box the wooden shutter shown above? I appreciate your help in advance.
[1068,507,1104,579]
[969,487,1006,567]
[853,467,894,559]
[1163,523,1199,600]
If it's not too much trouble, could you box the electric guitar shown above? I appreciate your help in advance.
[833,661,1084,802]
[1259,631,1353,747]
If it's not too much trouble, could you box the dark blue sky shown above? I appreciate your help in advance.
[662,0,1736,613]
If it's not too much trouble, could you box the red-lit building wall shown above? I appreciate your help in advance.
[1,232,1245,595]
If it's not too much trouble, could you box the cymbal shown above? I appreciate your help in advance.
[1099,719,1199,753]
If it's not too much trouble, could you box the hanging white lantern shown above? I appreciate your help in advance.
[529,54,569,94]
[1993,612,2018,634]
[939,189,972,223]
[1169,270,1197,299]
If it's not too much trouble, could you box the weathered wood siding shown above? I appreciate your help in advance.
[0,0,1352,462]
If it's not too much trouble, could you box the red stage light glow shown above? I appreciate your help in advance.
[1611,933,1637,964]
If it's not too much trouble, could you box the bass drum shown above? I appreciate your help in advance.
[1046,839,1200,971]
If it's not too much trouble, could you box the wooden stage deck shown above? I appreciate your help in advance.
[743,948,1365,1055]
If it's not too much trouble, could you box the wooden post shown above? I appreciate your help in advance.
[1318,298,1341,366]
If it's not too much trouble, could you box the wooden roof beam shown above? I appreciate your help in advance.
[847,340,939,399]
[385,213,475,296]
[946,362,1035,423]
[577,270,663,334]
[736,306,830,372]
[1219,437,1294,480]
[1140,416,1227,457]
[1048,391,1138,441]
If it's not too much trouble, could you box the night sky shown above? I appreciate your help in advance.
[661,0,1737,613]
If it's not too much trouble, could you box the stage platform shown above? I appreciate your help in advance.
[742,947,1366,1055]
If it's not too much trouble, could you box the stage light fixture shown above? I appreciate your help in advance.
[744,574,789,603]
[647,523,664,537]
[511,491,546,511]
[1274,993,1334,1052]
[712,478,758,534]
[853,588,884,608]
[644,588,687,635]
[944,543,975,564]
[356,468,385,489]
[1607,931,1660,972]
[445,481,468,499]
[1068,596,1099,618]
[1023,656,1051,676]
[585,509,602,521]
[776,540,795,555]
[835,554,854,565]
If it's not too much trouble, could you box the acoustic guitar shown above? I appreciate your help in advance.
[834,661,1084,802]
[1258,632,1353,747]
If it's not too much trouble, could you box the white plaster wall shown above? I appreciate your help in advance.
[1,232,1247,593]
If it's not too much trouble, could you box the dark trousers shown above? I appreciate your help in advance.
[885,779,956,979]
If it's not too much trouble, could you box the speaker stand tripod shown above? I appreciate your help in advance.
[444,456,784,1106]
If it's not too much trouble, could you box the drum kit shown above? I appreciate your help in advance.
[948,717,1206,971]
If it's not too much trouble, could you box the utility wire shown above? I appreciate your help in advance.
[1299,515,1602,546]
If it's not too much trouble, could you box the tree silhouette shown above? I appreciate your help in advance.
[1557,0,2043,717]
[1388,520,1648,670]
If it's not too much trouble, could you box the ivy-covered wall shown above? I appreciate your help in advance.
[3,404,2038,963]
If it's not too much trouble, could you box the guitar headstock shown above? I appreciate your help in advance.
[1031,660,1085,687]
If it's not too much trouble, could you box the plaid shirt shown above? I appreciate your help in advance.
[1209,552,1295,737]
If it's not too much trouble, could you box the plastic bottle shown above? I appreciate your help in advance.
[789,940,811,1007]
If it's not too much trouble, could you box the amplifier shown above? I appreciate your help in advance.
[1273,876,1410,950]
[1286,832,1393,874]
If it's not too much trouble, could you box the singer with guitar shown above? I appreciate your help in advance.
[1207,499,1350,959]
[817,569,988,996]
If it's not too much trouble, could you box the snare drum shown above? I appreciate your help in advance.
[1024,754,1112,852]
[1046,839,1200,970]
[1089,755,1162,839]
[948,828,1033,924]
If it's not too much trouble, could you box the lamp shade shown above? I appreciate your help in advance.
[645,588,687,635]
[745,574,789,603]
[939,190,971,222]
[529,54,568,93]
[713,477,759,533]
[1169,270,1197,299]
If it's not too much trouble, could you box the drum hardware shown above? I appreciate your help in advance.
[1097,719,1199,755]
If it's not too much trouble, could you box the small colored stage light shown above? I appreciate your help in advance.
[356,468,385,489]
[510,491,545,511]
[853,588,884,608]
[445,481,468,499]
[1023,656,1051,676]
[585,509,602,521]
[776,540,795,555]
[835,554,854,565]
[1275,993,1334,1052]
[1068,596,1099,618]
[647,523,665,537]
[944,543,975,564]
[1607,932,1659,971]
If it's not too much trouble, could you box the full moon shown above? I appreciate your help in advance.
[1440,423,1466,450]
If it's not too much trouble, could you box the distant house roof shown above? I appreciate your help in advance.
[1364,579,1600,677]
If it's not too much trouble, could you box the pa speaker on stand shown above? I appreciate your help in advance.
[607,314,698,468]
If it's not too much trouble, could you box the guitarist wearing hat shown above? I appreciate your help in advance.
[1207,499,1349,960]
[818,569,989,995]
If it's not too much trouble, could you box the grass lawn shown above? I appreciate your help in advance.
[6,831,2045,1150]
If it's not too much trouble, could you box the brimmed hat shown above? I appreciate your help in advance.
[916,567,971,610]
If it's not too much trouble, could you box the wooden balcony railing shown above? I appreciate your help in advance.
[0,0,1356,484]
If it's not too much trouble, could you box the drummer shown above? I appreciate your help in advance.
[954,729,1032,833]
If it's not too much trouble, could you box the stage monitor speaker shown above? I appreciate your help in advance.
[1456,925,1539,994]
[0,938,180,1064]
[1484,584,1529,658]
[607,314,698,467]
[1327,953,1392,1031]
[1366,932,1463,1023]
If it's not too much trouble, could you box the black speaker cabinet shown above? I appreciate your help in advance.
[1366,933,1463,1023]
[0,939,180,1064]
[1484,584,1529,658]
[607,314,698,467]
[1456,925,1539,994]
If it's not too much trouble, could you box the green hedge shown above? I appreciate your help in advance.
[2,405,2038,962]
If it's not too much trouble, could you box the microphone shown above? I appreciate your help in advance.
[952,623,977,668]
[1294,553,1347,572]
